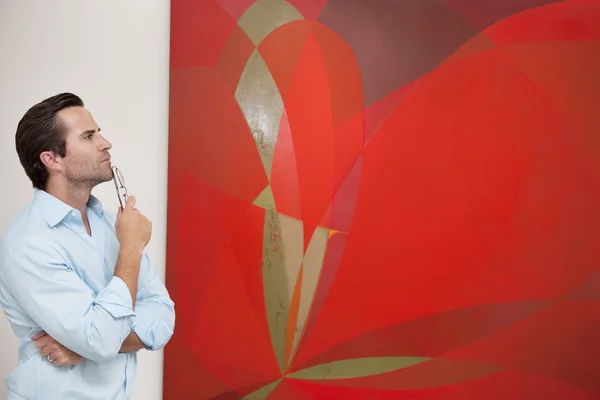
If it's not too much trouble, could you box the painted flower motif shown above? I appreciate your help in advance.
[165,0,600,398]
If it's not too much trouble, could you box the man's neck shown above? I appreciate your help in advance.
[44,180,92,217]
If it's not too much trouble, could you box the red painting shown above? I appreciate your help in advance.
[165,0,600,398]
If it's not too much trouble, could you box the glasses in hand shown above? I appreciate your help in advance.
[111,166,128,210]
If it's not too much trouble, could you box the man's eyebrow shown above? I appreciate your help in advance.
[78,128,101,137]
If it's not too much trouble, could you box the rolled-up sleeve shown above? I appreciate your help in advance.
[0,239,135,362]
[131,252,175,350]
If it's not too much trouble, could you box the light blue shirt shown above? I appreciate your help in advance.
[0,189,175,400]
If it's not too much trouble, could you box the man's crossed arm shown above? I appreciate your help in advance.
[32,325,145,366]
[2,241,175,366]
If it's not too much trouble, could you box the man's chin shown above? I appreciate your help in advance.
[103,163,113,179]
[92,172,115,186]
[102,173,114,183]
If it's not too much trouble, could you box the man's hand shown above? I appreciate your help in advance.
[115,196,152,255]
[114,196,152,307]
[32,331,84,367]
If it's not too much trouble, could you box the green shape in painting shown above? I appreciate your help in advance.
[288,356,430,380]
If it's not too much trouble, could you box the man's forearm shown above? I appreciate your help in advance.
[35,330,145,361]
[114,246,143,308]
[119,332,146,353]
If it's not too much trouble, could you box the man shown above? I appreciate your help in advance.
[0,93,175,400]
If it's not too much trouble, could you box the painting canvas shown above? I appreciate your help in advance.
[165,0,600,398]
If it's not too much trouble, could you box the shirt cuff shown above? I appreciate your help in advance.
[133,311,174,351]
[95,276,136,319]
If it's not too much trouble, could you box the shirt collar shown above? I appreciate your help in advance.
[33,189,105,228]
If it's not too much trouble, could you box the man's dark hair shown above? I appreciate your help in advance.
[15,93,84,190]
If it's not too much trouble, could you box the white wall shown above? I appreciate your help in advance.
[0,1,171,399]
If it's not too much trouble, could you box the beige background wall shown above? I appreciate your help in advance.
[0,1,171,399]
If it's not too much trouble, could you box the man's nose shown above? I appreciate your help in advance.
[98,135,112,151]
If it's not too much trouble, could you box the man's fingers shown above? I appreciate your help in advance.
[36,338,52,351]
[124,195,136,210]
[31,331,47,341]
[35,339,84,367]
[34,335,56,350]
[45,348,84,367]
[40,345,52,357]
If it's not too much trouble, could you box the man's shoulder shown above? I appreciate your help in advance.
[2,204,41,241]
[1,205,57,258]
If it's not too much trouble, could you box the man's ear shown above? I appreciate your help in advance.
[40,151,62,171]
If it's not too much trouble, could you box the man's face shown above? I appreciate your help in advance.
[56,106,113,187]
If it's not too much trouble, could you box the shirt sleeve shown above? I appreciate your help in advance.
[131,252,175,350]
[0,239,135,362]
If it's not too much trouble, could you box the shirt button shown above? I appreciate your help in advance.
[71,211,77,217]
